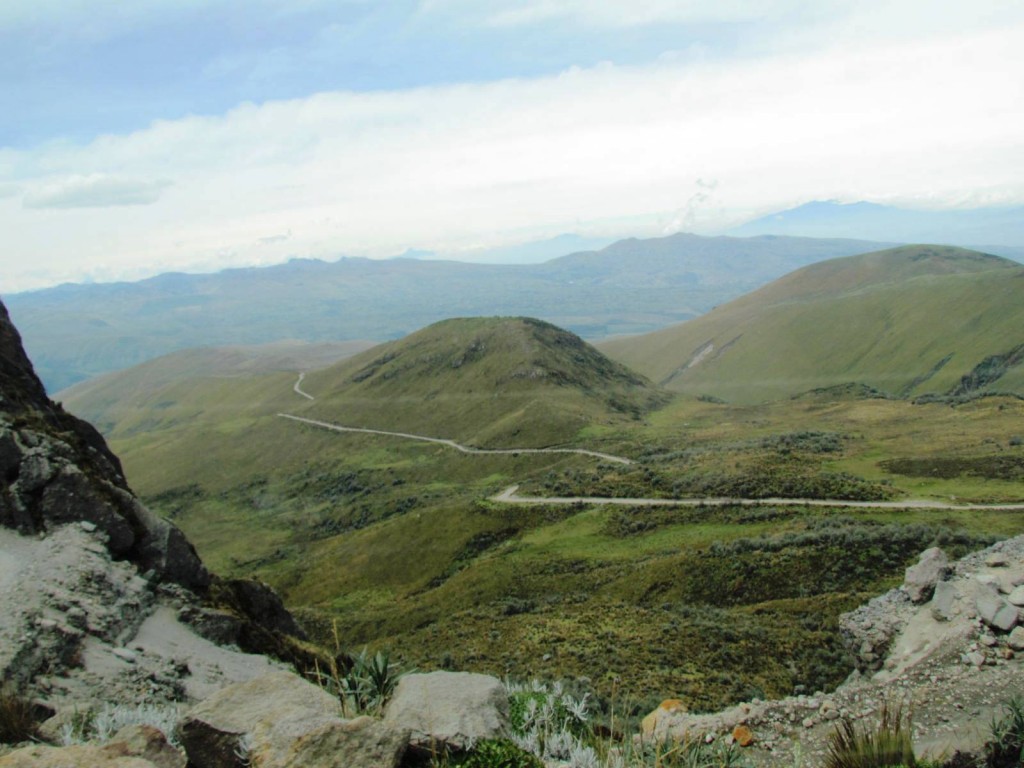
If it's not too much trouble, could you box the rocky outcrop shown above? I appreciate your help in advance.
[642,537,1024,766]
[384,671,509,753]
[839,588,915,672]
[0,300,325,757]
[0,300,207,590]
[179,673,408,768]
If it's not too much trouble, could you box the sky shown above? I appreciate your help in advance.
[1,0,1023,292]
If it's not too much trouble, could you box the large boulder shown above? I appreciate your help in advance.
[280,717,408,768]
[178,672,408,768]
[178,672,341,768]
[384,671,509,752]
[902,547,951,603]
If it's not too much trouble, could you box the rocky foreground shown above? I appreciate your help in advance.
[641,538,1024,766]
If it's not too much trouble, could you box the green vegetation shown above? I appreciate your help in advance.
[57,302,1024,714]
[329,647,411,717]
[599,246,1024,403]
[427,739,544,768]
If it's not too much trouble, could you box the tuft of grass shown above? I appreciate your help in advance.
[0,692,41,744]
[58,703,182,748]
[825,702,916,768]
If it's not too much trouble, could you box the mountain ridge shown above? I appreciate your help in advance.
[5,233,889,391]
[599,245,1024,402]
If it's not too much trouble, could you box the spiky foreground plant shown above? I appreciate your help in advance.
[825,703,916,768]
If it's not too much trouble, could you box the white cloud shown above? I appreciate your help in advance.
[2,21,1023,290]
[23,175,172,209]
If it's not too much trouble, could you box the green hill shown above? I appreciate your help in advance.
[599,245,1024,403]
[298,316,667,448]
[58,339,375,435]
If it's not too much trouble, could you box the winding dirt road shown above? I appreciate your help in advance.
[284,373,1024,512]
[490,485,1024,510]
[292,372,315,401]
[277,413,634,465]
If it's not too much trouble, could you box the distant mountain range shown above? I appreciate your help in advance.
[599,245,1024,403]
[728,201,1024,260]
[400,233,617,264]
[5,233,887,392]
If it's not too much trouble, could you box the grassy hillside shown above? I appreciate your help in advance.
[6,233,886,391]
[58,339,375,435]
[599,246,1024,403]
[297,317,666,448]
[58,313,1024,714]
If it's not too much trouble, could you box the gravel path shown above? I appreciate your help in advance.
[292,372,315,400]
[277,413,634,464]
[491,485,1024,510]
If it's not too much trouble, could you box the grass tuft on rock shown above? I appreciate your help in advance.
[825,702,916,768]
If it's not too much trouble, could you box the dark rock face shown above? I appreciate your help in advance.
[0,299,209,590]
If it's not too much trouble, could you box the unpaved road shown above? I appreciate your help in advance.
[277,413,635,465]
[292,372,315,400]
[285,374,1024,511]
[491,484,1024,510]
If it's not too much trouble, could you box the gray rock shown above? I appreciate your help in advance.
[179,672,342,768]
[385,671,509,752]
[964,651,986,667]
[931,580,960,621]
[1008,586,1024,607]
[976,591,1019,632]
[985,553,1010,568]
[1008,627,1024,651]
[903,547,951,603]
[279,717,408,768]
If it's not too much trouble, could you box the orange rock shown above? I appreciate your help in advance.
[732,724,755,748]
[640,699,688,738]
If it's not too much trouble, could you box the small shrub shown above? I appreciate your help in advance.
[825,703,916,768]
[505,680,596,767]
[331,647,411,716]
[0,692,40,744]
